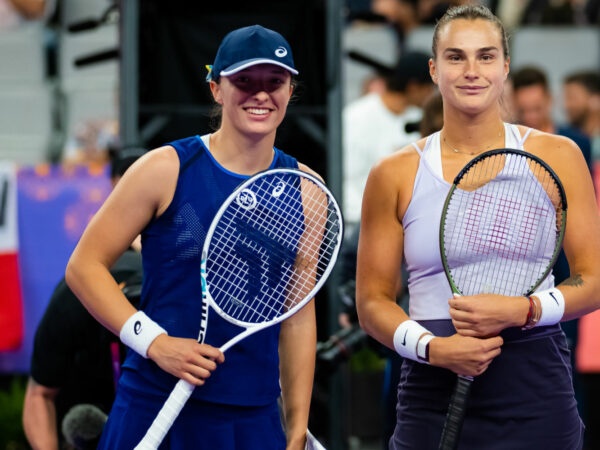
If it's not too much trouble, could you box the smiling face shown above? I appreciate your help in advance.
[210,64,294,138]
[430,18,509,117]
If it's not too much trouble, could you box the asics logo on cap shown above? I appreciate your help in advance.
[275,46,288,58]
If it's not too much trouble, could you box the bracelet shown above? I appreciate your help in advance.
[393,320,433,363]
[534,287,565,327]
[119,311,168,358]
[521,296,540,330]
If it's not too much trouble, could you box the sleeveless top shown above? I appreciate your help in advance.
[120,134,299,406]
[402,123,555,320]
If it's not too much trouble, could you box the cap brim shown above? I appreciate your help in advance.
[220,58,299,77]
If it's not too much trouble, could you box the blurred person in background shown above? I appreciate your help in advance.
[370,0,421,49]
[491,0,599,28]
[0,0,55,29]
[562,70,600,167]
[511,65,592,169]
[22,150,144,450]
[343,51,435,225]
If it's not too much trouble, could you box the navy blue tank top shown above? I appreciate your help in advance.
[120,135,299,406]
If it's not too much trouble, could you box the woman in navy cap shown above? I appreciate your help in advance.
[66,25,319,450]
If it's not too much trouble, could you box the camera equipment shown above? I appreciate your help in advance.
[316,324,368,374]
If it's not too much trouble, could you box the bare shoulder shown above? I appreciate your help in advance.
[521,127,588,177]
[114,145,180,215]
[369,140,422,182]
[131,145,180,178]
[297,162,324,182]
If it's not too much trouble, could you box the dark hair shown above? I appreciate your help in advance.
[387,51,433,93]
[419,90,444,137]
[432,4,509,60]
[511,66,549,93]
[564,70,600,94]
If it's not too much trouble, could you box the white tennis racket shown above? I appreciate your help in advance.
[135,168,343,450]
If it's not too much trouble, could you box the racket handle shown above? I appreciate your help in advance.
[438,374,473,450]
[134,379,195,450]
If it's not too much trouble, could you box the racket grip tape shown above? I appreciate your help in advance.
[438,375,473,450]
[134,379,196,450]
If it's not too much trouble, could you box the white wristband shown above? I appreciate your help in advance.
[393,320,432,362]
[533,288,565,327]
[119,311,167,358]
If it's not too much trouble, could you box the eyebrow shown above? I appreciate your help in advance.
[444,46,500,54]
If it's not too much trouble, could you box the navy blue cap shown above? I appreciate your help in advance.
[207,25,298,81]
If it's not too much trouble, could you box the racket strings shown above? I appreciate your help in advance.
[443,153,565,296]
[206,172,341,325]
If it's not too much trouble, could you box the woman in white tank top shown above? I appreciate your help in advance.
[356,4,600,449]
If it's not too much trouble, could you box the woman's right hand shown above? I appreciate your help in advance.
[428,333,503,377]
[147,335,225,385]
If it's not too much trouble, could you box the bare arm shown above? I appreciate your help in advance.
[22,378,59,450]
[279,162,323,449]
[279,300,316,450]
[65,147,223,385]
[542,134,600,317]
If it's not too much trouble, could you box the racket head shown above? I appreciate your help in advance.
[440,148,567,297]
[201,168,343,327]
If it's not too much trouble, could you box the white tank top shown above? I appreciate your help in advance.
[402,123,552,320]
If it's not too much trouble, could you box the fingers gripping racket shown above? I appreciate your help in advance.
[438,149,567,450]
[135,168,343,450]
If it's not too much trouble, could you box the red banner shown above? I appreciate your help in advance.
[0,162,23,350]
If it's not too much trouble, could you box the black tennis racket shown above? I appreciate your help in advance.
[135,168,343,450]
[438,148,567,450]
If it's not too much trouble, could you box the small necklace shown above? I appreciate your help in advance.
[443,130,503,156]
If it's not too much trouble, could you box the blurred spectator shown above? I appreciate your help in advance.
[511,65,592,169]
[21,149,144,450]
[63,118,120,166]
[370,0,421,48]
[562,70,600,164]
[417,0,477,24]
[0,0,55,29]
[418,89,443,136]
[369,0,476,45]
[343,51,434,224]
[491,0,599,28]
